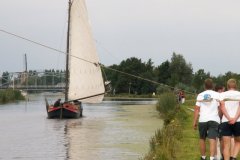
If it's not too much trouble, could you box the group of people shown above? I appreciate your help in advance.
[194,78,240,160]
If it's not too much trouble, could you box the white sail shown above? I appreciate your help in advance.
[68,0,105,103]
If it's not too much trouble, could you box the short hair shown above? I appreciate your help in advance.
[227,79,237,90]
[204,78,213,90]
[215,84,224,92]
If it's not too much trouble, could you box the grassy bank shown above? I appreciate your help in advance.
[141,93,200,160]
[0,89,25,104]
[142,93,240,160]
[175,101,200,159]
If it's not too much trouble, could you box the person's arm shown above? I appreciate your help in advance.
[231,102,240,124]
[220,101,232,122]
[193,105,200,130]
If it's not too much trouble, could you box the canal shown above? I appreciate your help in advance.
[0,93,162,160]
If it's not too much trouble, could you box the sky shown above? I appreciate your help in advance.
[0,0,240,76]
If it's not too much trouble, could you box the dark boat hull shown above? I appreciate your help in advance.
[46,102,83,119]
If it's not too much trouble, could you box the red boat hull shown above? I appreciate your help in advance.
[46,102,83,119]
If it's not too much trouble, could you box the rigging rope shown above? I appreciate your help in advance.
[0,29,96,65]
[0,29,196,95]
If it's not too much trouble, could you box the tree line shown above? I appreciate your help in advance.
[104,52,240,95]
[1,52,239,94]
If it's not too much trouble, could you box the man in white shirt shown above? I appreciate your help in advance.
[220,79,240,160]
[193,79,220,160]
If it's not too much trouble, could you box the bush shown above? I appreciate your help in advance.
[156,92,177,117]
[0,89,25,103]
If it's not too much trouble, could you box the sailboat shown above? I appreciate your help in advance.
[46,0,105,118]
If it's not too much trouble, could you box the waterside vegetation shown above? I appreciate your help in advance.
[0,89,25,104]
[141,92,188,160]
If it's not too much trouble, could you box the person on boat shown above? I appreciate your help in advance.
[54,99,61,107]
[193,78,220,160]
[219,79,240,160]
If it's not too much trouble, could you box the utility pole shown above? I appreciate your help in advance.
[129,82,131,94]
[13,75,15,90]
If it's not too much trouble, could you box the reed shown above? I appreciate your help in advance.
[0,89,25,103]
[156,92,178,125]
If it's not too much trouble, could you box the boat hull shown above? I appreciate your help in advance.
[46,102,83,119]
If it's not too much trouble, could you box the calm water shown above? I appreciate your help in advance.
[0,93,162,160]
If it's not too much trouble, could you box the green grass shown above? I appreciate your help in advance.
[175,104,200,159]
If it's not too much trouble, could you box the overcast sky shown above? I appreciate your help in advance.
[0,0,240,76]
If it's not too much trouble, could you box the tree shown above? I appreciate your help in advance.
[169,52,193,86]
[105,57,156,94]
[193,69,210,92]
[1,72,10,86]
[117,57,146,94]
[155,60,171,85]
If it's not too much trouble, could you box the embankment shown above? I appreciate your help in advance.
[141,93,199,160]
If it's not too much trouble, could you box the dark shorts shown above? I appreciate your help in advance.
[199,121,219,139]
[219,122,240,137]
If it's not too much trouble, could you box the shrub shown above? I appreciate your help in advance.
[0,89,25,104]
[156,92,177,117]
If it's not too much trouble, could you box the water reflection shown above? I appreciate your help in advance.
[0,93,162,160]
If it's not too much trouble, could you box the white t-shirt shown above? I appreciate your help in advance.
[196,90,220,123]
[219,90,240,123]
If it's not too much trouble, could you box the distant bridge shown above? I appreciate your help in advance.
[0,71,66,92]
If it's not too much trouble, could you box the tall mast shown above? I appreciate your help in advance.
[65,0,71,101]
[24,53,28,72]
[24,53,28,92]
